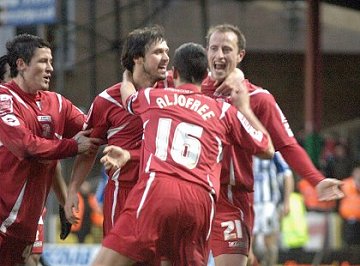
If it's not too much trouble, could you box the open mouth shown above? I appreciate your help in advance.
[43,76,51,83]
[158,65,167,73]
[213,62,226,71]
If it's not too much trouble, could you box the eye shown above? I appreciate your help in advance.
[209,46,217,52]
[223,47,232,53]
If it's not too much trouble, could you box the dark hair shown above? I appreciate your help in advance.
[6,34,51,77]
[121,25,166,72]
[206,24,246,51]
[173,42,208,84]
[0,55,8,82]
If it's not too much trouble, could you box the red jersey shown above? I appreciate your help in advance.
[0,81,85,241]
[85,83,143,185]
[202,75,324,228]
[86,72,174,184]
[126,84,270,196]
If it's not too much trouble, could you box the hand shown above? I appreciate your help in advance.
[247,245,259,266]
[59,205,72,240]
[100,145,131,171]
[230,79,250,112]
[281,201,290,217]
[214,68,245,97]
[64,191,80,225]
[316,178,344,201]
[73,129,103,155]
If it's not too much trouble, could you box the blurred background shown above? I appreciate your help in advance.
[1,0,359,265]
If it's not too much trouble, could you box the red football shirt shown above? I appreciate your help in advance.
[202,75,324,228]
[0,81,85,241]
[126,84,270,197]
[85,83,143,184]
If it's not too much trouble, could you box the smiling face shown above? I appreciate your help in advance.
[138,40,169,85]
[18,47,53,94]
[207,30,244,82]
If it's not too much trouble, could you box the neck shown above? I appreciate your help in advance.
[174,78,201,92]
[132,68,157,89]
[13,76,36,94]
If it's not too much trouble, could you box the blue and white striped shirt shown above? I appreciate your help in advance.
[253,152,291,205]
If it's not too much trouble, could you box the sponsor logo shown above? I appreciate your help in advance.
[37,115,52,122]
[228,240,247,248]
[1,114,20,126]
[37,115,54,138]
[228,241,242,248]
[0,94,13,115]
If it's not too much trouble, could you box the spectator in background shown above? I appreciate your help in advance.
[338,163,360,247]
[297,178,336,212]
[325,142,353,180]
[71,181,103,243]
[95,167,108,209]
[252,152,294,266]
[281,191,309,251]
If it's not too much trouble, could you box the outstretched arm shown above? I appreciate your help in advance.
[279,144,344,201]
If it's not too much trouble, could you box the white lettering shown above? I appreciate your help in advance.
[190,100,201,112]
[237,112,263,142]
[156,97,167,108]
[202,111,215,120]
[155,95,215,120]
[197,104,209,116]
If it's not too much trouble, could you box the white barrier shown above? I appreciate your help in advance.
[43,244,215,266]
[43,244,100,266]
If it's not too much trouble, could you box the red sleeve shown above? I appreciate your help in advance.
[252,91,296,149]
[128,149,140,161]
[226,104,270,155]
[0,116,78,160]
[85,97,109,140]
[0,94,78,160]
[61,96,86,138]
[279,143,324,186]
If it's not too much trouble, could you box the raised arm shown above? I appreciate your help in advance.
[120,70,137,107]
[230,81,274,159]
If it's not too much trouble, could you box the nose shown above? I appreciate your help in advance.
[47,62,54,72]
[215,49,224,58]
[163,52,169,62]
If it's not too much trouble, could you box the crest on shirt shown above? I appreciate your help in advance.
[0,94,13,116]
[37,115,54,138]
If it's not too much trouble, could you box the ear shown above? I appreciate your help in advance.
[16,58,26,72]
[237,49,246,64]
[133,56,144,65]
[172,67,178,79]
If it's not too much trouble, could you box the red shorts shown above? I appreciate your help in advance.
[103,173,215,265]
[32,208,46,254]
[103,180,135,236]
[210,185,252,257]
[0,232,33,265]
